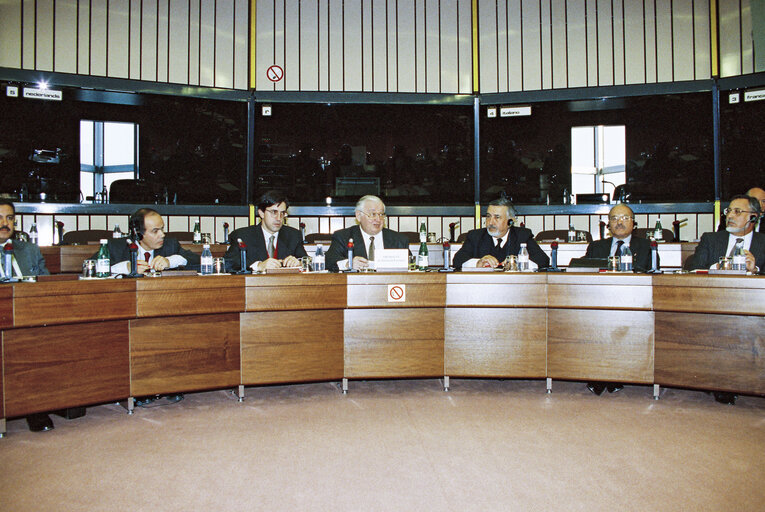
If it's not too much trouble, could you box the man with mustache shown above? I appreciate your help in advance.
[452,197,549,270]
[583,203,656,272]
[686,194,764,273]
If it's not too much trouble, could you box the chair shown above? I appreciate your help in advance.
[534,229,592,243]
[165,231,195,242]
[109,179,156,203]
[305,233,333,244]
[456,233,469,243]
[62,230,112,245]
[634,228,675,242]
[399,231,422,244]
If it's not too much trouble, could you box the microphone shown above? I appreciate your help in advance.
[299,222,306,243]
[449,222,459,243]
[649,239,661,273]
[2,241,18,282]
[345,238,357,272]
[126,238,142,278]
[55,221,64,246]
[599,220,606,240]
[672,218,687,242]
[550,240,559,270]
[236,238,249,273]
[439,241,453,272]
[222,222,230,243]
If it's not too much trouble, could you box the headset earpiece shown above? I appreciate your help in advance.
[130,213,145,241]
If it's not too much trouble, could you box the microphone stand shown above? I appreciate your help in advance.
[546,240,564,272]
[125,239,143,278]
[233,239,250,274]
[342,239,358,272]
[2,243,18,283]
[647,240,662,274]
[438,241,454,272]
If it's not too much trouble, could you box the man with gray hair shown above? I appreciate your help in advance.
[453,197,549,270]
[326,195,410,271]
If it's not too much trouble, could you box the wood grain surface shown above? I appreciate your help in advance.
[3,321,130,416]
[446,273,547,307]
[347,272,446,308]
[653,274,765,315]
[137,275,245,317]
[246,273,346,311]
[547,309,654,383]
[0,286,12,329]
[445,308,547,377]
[130,313,240,396]
[655,311,765,394]
[344,308,444,378]
[241,310,344,384]
[13,279,136,327]
[547,273,653,310]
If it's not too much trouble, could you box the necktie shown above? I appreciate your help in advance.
[729,238,744,256]
[267,235,275,259]
[615,240,624,256]
[495,238,502,248]
[368,236,375,261]
[144,251,151,263]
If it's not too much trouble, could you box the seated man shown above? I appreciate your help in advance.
[224,191,307,272]
[452,197,549,270]
[685,194,764,273]
[102,208,200,274]
[584,203,657,272]
[326,195,409,271]
[746,187,765,233]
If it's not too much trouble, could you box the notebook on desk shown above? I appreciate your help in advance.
[566,257,608,272]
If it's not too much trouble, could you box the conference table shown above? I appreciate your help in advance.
[1,271,762,436]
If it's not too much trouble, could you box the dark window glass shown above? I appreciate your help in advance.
[480,92,714,204]
[720,94,765,198]
[254,103,474,205]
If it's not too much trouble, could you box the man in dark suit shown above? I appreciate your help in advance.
[102,208,200,274]
[452,197,549,270]
[224,191,307,272]
[326,195,409,272]
[584,203,657,272]
[746,187,765,233]
[686,194,764,273]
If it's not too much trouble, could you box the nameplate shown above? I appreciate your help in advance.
[372,249,409,270]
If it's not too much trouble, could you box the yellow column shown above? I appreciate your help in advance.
[250,0,258,88]
[472,0,480,93]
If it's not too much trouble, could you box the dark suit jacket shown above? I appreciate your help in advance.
[96,238,200,267]
[326,225,410,272]
[452,227,549,270]
[3,240,49,276]
[224,224,307,271]
[584,235,657,272]
[685,230,765,270]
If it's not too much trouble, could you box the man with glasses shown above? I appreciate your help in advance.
[583,203,656,272]
[326,195,409,271]
[105,207,200,274]
[746,187,765,233]
[225,191,307,272]
[452,197,549,270]
[686,194,764,273]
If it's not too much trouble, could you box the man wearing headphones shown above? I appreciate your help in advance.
[686,194,764,273]
[746,187,765,233]
[101,207,200,274]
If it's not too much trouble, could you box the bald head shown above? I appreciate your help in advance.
[607,204,635,240]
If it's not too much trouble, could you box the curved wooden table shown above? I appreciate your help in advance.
[1,272,762,436]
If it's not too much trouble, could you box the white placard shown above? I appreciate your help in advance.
[374,249,409,270]
[500,105,531,117]
[387,284,406,302]
[744,89,765,102]
[23,88,62,101]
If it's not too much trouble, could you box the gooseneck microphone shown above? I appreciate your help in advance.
[236,238,249,274]
[2,242,18,282]
[126,239,142,278]
[439,241,453,272]
[344,238,358,272]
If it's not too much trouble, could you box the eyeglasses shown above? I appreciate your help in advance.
[609,215,634,222]
[265,209,288,218]
[724,208,754,216]
[360,211,386,220]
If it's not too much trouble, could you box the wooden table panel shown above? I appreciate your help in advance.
[0,286,12,329]
[39,246,62,273]
[3,321,130,416]
[59,245,101,273]
[130,313,240,396]
[547,309,654,383]
[445,308,547,377]
[347,272,446,308]
[547,273,653,310]
[13,279,136,326]
[653,275,765,315]
[655,311,765,394]
[344,308,444,378]
[137,275,245,317]
[447,273,547,307]
[241,310,344,384]
[245,273,346,311]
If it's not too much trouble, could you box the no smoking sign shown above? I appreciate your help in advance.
[387,284,406,303]
[266,65,283,82]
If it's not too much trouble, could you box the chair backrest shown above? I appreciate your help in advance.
[165,231,195,242]
[534,229,593,243]
[305,233,332,244]
[62,230,112,245]
[399,231,422,244]
[109,179,155,203]
[456,232,469,243]
[633,228,675,242]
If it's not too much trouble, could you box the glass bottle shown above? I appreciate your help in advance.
[417,239,429,270]
[29,223,38,245]
[193,220,202,243]
[96,239,111,277]
[419,222,427,243]
[653,220,663,241]
[112,224,122,238]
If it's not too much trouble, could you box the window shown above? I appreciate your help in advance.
[80,120,138,201]
[571,125,625,199]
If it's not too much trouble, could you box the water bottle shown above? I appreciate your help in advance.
[653,220,663,241]
[518,243,530,271]
[313,244,325,272]
[193,220,201,243]
[96,239,111,277]
[113,224,122,238]
[568,225,576,243]
[29,223,38,245]
[732,240,746,271]
[200,244,213,274]
[620,244,633,272]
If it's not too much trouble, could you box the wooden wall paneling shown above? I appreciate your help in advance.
[0,286,13,329]
[3,320,131,417]
[137,275,245,317]
[521,0,542,91]
[550,0,567,89]
[343,0,363,91]
[652,275,765,316]
[198,0,215,86]
[13,279,136,326]
[130,313,240,396]
[0,0,22,68]
[54,0,78,74]
[719,0,742,77]
[168,0,190,84]
[623,0,646,84]
[672,0,695,82]
[478,0,498,94]
[439,0,459,93]
[547,308,654,383]
[22,0,35,68]
[107,0,130,78]
[344,307,444,378]
[59,245,101,273]
[240,309,344,384]
[141,0,158,81]
[328,0,343,91]
[39,246,62,274]
[445,308,547,377]
[245,273,346,311]
[547,274,653,310]
[283,0,300,91]
[655,311,765,394]
[347,273,446,308]
[446,273,547,307]
[0,331,4,418]
[300,0,320,91]
[424,0,440,93]
[214,0,235,89]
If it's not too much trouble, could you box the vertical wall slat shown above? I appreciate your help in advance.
[107,0,130,79]
[425,0,440,92]
[551,0,568,89]
[478,0,499,94]
[566,0,587,88]
[623,0,645,84]
[300,0,320,90]
[414,0,427,92]
[398,0,417,93]
[36,0,54,71]
[458,0,472,93]
[283,0,299,90]
[596,0,613,86]
[22,0,36,69]
[440,0,459,93]
[343,0,362,91]
[234,0,247,89]
[256,0,275,90]
[672,0,695,81]
[141,0,158,81]
[496,0,508,92]
[540,0,553,90]
[371,0,387,92]
[54,0,78,73]
[585,0,598,86]
[643,0,657,83]
[693,0,711,79]
[198,0,216,86]
[655,0,674,82]
[0,0,22,68]
[89,0,107,76]
[214,0,235,88]
[156,0,169,82]
[740,0,753,74]
[328,0,343,90]
[168,0,190,84]
[611,0,624,85]
[521,0,541,91]
[129,0,142,80]
[719,0,742,77]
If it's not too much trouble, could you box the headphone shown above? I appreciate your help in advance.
[130,209,152,241]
